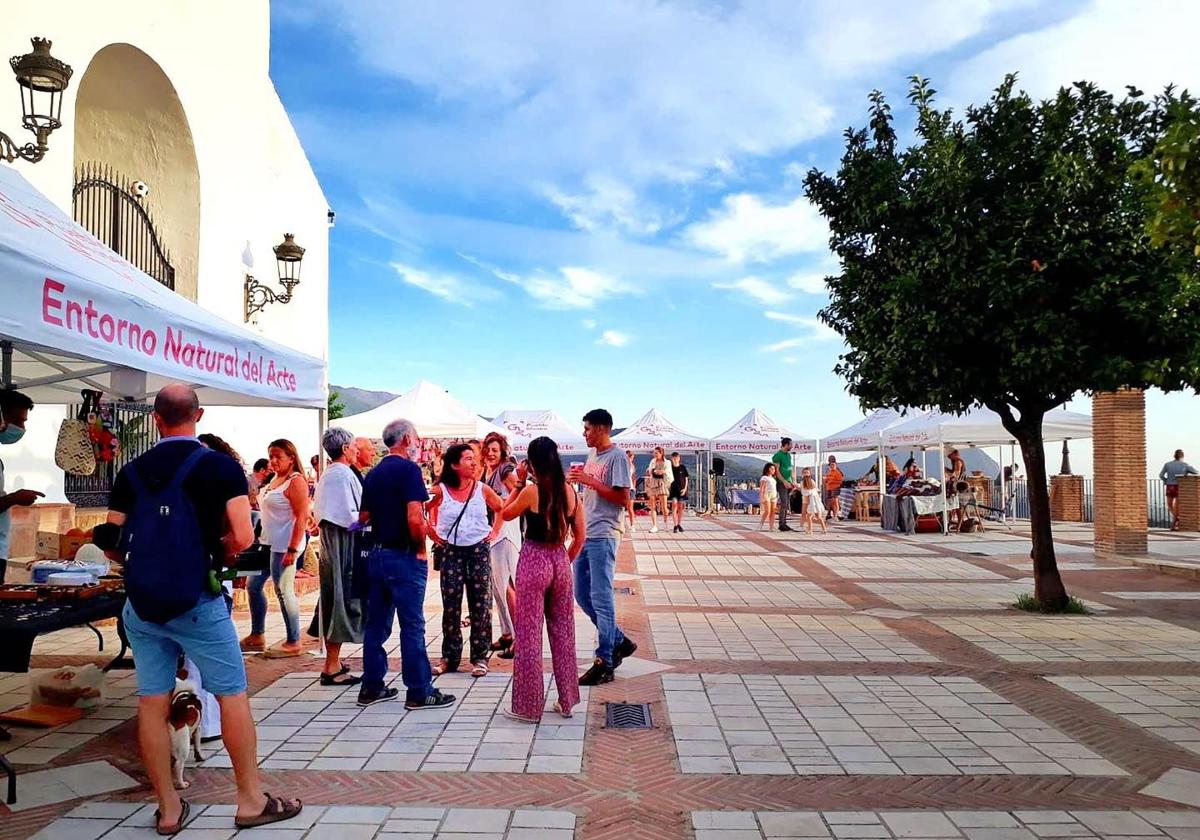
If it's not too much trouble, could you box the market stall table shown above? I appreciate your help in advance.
[880,494,947,534]
[0,589,128,673]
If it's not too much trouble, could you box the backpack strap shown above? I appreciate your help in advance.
[169,446,212,492]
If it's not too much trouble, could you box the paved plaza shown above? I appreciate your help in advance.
[5,516,1200,839]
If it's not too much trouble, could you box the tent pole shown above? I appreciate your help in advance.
[939,436,948,535]
[314,407,328,660]
[1,341,12,388]
[998,445,1006,524]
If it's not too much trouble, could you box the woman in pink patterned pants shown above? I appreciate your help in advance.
[499,436,584,722]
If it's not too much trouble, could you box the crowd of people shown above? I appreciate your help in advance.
[83,386,647,833]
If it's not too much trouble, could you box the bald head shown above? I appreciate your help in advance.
[354,437,377,469]
[154,384,202,434]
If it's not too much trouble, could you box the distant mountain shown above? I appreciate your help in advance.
[332,384,399,416]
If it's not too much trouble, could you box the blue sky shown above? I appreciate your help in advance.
[269,1,1199,470]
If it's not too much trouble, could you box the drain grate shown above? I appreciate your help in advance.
[613,586,633,595]
[605,702,654,729]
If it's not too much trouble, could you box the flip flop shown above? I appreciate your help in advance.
[431,661,456,676]
[239,638,266,653]
[234,793,303,829]
[471,661,488,678]
[262,645,303,659]
[319,671,362,687]
[155,799,190,836]
[501,708,539,724]
[553,700,573,719]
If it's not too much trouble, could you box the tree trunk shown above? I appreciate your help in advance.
[1012,414,1069,609]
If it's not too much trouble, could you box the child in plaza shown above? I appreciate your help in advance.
[799,467,827,535]
[758,463,778,530]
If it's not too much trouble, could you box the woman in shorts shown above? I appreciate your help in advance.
[644,446,672,534]
[758,463,779,530]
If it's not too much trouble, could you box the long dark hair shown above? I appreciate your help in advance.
[199,433,242,465]
[527,436,570,544]
[439,443,472,489]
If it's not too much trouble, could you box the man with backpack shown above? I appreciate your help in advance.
[104,384,301,834]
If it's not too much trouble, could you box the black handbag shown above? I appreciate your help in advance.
[433,481,474,571]
[350,527,374,602]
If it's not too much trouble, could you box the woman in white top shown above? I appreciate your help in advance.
[242,438,310,657]
[481,432,521,657]
[758,463,779,531]
[645,447,673,533]
[799,467,827,535]
[427,443,504,677]
[310,427,365,686]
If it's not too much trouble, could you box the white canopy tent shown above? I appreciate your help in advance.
[615,409,710,508]
[711,408,815,454]
[821,408,908,453]
[491,409,588,454]
[0,165,326,408]
[338,379,504,441]
[881,406,1093,532]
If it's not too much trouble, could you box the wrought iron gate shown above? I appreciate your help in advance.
[63,401,159,508]
[72,163,176,290]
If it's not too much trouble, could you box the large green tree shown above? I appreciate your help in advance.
[804,77,1200,608]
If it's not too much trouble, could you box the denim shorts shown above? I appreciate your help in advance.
[123,594,247,697]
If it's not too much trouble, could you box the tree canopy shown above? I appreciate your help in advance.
[803,76,1200,607]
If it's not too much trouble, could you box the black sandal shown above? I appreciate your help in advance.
[320,671,362,687]
[234,793,303,829]
[490,635,514,652]
[498,648,515,660]
[155,800,190,836]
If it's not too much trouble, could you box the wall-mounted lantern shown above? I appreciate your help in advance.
[244,234,305,322]
[2,38,73,164]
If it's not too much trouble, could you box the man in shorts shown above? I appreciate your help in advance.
[570,409,638,685]
[1160,449,1199,531]
[105,385,300,833]
[668,452,690,533]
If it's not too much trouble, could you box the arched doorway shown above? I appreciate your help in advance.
[72,44,200,300]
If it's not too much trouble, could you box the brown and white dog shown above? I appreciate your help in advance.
[169,678,204,790]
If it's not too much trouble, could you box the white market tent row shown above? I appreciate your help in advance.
[879,405,1093,533]
[710,408,815,454]
[491,409,588,454]
[338,379,504,441]
[0,166,325,407]
[821,408,908,453]
[613,408,709,452]
[881,406,1092,448]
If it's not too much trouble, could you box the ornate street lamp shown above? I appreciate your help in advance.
[244,233,306,321]
[2,38,73,164]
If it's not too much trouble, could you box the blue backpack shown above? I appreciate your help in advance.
[120,447,213,623]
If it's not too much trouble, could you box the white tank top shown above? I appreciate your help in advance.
[260,474,301,552]
[435,481,491,546]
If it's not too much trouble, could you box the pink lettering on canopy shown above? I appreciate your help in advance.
[40,277,160,359]
[41,277,65,325]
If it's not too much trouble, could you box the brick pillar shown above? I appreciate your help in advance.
[1178,475,1200,532]
[1050,475,1084,522]
[1093,389,1148,555]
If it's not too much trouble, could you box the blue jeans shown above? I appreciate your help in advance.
[247,551,300,643]
[124,595,246,696]
[573,536,625,666]
[362,548,434,702]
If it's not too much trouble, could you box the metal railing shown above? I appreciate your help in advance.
[63,402,159,507]
[1008,478,1171,528]
[73,162,176,290]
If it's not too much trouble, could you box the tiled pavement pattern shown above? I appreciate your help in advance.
[640,579,851,609]
[6,513,1200,840]
[930,616,1200,662]
[0,671,136,766]
[1105,591,1200,600]
[806,555,1005,580]
[860,581,1112,611]
[690,809,1200,840]
[205,671,589,773]
[636,554,802,577]
[35,802,575,839]
[649,614,934,662]
[1048,676,1200,755]
[663,674,1124,776]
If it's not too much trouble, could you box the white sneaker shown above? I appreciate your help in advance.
[649,526,659,533]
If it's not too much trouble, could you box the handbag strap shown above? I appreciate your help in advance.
[444,480,475,544]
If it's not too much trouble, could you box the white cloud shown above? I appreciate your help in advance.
[759,312,839,352]
[388,262,497,306]
[581,319,597,330]
[597,330,630,347]
[298,1,1013,198]
[685,193,829,263]
[713,276,790,306]
[945,0,1200,108]
[458,252,635,309]
[786,272,829,295]
[543,175,667,235]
